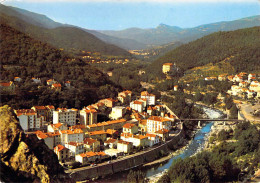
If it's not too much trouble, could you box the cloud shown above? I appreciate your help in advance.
[3,0,259,3]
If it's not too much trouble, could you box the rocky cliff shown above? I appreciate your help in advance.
[0,105,74,183]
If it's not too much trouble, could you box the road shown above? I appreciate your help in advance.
[237,102,260,122]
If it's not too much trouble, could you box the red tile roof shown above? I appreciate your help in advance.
[33,106,46,110]
[163,63,173,66]
[104,138,117,144]
[118,140,131,145]
[67,142,83,146]
[155,129,169,134]
[0,82,11,87]
[54,144,68,152]
[52,83,61,88]
[84,138,97,145]
[89,130,107,136]
[148,116,170,122]
[133,101,143,105]
[123,123,136,129]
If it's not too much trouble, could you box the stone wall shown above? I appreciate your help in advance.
[68,125,185,181]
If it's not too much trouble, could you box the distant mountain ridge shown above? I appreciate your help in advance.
[100,15,260,46]
[0,4,145,50]
[0,4,132,56]
[148,26,260,77]
[1,4,259,50]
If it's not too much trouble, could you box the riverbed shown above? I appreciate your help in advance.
[92,107,223,183]
[146,107,223,182]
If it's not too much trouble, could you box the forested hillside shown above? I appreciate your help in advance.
[0,23,121,108]
[0,6,131,57]
[147,26,260,79]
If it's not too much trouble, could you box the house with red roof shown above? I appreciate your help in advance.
[65,142,85,156]
[109,106,126,120]
[120,133,149,147]
[80,108,97,125]
[47,123,67,133]
[117,140,133,153]
[51,83,61,91]
[83,138,100,152]
[0,81,15,92]
[31,106,47,118]
[141,91,156,105]
[104,138,118,149]
[155,129,170,141]
[147,116,172,133]
[87,130,107,142]
[53,108,77,126]
[130,100,145,113]
[118,90,132,104]
[14,77,22,82]
[64,81,71,88]
[16,109,45,131]
[54,144,69,162]
[60,129,84,145]
[123,123,138,134]
[146,133,160,146]
[47,79,57,86]
[99,98,117,108]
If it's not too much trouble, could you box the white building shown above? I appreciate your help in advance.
[146,133,160,147]
[47,123,67,133]
[146,116,172,133]
[65,142,85,156]
[118,90,132,104]
[16,109,45,131]
[109,106,126,120]
[53,108,77,126]
[130,101,144,113]
[120,133,148,147]
[60,129,84,145]
[80,108,97,125]
[117,140,133,153]
[141,91,156,105]
[35,131,61,149]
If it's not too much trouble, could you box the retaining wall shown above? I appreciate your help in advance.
[68,126,185,181]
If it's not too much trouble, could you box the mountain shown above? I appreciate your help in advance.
[0,4,131,56]
[148,26,260,77]
[85,29,147,50]
[0,4,64,29]
[99,16,260,46]
[0,4,145,50]
[0,22,121,108]
[0,105,73,182]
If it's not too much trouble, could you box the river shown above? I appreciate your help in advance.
[93,107,223,183]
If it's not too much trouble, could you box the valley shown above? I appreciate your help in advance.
[0,2,260,183]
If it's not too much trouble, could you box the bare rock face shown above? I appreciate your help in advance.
[0,105,74,183]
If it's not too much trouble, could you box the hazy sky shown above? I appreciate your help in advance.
[3,0,260,30]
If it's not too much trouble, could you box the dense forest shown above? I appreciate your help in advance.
[0,5,132,57]
[158,122,260,183]
[0,23,121,109]
[146,26,260,80]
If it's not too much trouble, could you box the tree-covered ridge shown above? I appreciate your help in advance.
[149,26,260,78]
[0,23,121,109]
[0,11,131,57]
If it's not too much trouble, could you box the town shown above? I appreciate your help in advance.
[10,88,180,168]
[1,62,260,173]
